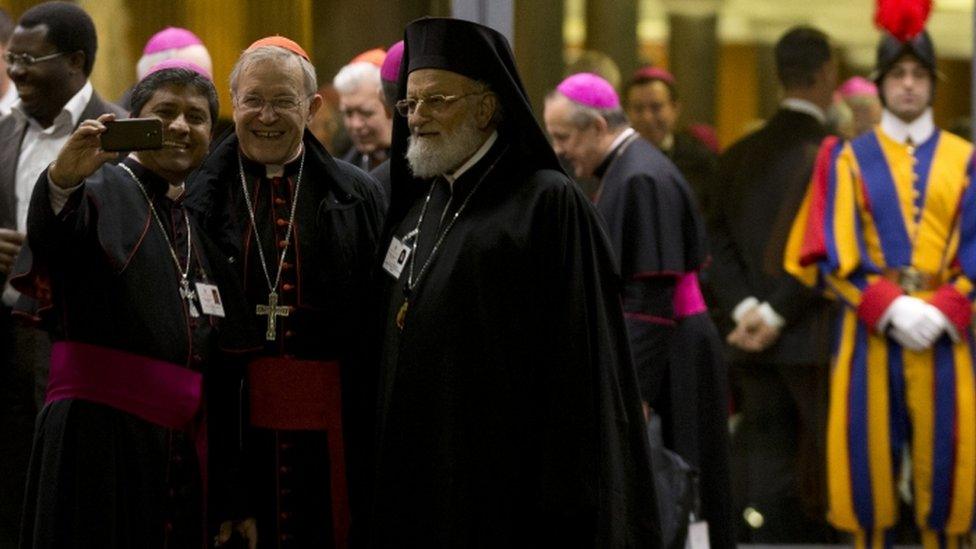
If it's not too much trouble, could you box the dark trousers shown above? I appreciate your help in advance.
[730,360,835,543]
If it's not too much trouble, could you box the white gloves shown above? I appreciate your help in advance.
[731,297,785,329]
[879,295,956,351]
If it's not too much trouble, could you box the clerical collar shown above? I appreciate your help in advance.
[444,131,498,185]
[122,155,183,200]
[594,127,637,179]
[781,98,826,125]
[880,108,934,145]
[239,143,304,179]
[659,132,674,153]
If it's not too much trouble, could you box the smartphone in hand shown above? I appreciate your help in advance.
[100,118,163,151]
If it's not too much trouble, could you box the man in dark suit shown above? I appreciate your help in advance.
[706,26,837,543]
[0,3,124,545]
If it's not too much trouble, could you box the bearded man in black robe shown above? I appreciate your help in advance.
[371,17,659,548]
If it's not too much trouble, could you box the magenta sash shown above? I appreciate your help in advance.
[46,341,202,429]
[673,272,707,318]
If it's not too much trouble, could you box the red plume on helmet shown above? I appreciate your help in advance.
[874,0,932,42]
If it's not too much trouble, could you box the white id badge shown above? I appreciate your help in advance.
[686,521,710,549]
[195,282,226,317]
[382,236,413,279]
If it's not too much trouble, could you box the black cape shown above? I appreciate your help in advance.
[373,137,659,548]
[11,159,253,548]
[595,135,734,548]
[370,17,659,547]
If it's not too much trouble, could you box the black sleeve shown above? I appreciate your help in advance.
[621,277,675,405]
[703,151,753,316]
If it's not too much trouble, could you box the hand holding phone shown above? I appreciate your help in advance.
[49,113,123,189]
[100,118,163,151]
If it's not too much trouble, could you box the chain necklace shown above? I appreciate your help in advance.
[395,146,506,330]
[119,162,200,318]
[237,150,305,340]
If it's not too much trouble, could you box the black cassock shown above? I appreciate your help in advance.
[11,159,252,548]
[594,134,734,548]
[186,130,384,547]
[372,138,658,547]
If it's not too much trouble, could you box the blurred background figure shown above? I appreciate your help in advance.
[136,27,212,81]
[826,91,855,138]
[366,39,405,208]
[309,82,349,155]
[379,40,404,110]
[0,7,17,116]
[707,25,838,544]
[118,26,212,110]
[838,76,882,136]
[625,66,717,215]
[333,49,393,172]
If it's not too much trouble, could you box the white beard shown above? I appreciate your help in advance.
[405,116,486,179]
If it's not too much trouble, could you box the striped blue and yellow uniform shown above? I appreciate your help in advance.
[786,127,976,548]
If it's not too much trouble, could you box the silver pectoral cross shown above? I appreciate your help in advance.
[256,291,290,341]
[180,279,200,318]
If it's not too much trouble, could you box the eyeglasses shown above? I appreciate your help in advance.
[394,92,484,117]
[3,51,69,68]
[236,95,306,114]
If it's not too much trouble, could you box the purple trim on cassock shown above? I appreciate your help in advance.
[673,272,707,318]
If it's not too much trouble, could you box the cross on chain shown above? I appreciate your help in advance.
[256,291,290,341]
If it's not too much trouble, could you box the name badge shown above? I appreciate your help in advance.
[382,229,418,280]
[194,282,226,317]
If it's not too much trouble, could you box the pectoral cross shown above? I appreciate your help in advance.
[180,279,200,318]
[256,291,290,341]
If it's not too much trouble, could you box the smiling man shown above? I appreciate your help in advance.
[787,26,976,548]
[185,36,383,548]
[0,2,124,544]
[10,62,249,548]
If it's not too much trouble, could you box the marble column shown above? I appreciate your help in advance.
[513,0,564,117]
[662,0,722,126]
[585,0,638,83]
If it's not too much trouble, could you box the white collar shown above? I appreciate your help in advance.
[445,130,498,185]
[780,97,826,125]
[264,142,304,178]
[880,108,935,145]
[659,132,674,152]
[127,153,186,200]
[12,80,93,130]
[0,83,17,116]
[608,127,636,153]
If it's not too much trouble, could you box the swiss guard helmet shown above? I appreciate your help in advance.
[872,0,936,103]
[874,30,936,84]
